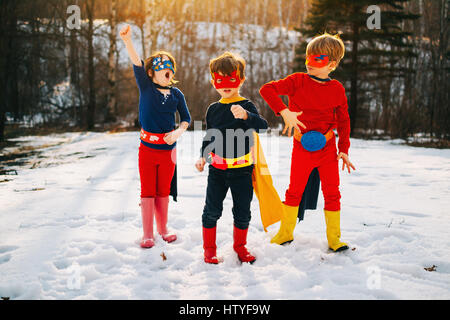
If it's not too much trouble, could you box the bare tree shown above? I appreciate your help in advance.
[86,0,96,130]
[106,0,118,122]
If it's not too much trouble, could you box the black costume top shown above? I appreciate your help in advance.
[200,98,268,160]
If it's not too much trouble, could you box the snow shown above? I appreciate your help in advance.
[0,131,449,300]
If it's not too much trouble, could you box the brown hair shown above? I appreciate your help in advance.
[306,33,345,66]
[209,51,246,80]
[144,50,178,85]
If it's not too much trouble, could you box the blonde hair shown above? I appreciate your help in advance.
[306,33,345,66]
[209,51,246,80]
[144,50,178,85]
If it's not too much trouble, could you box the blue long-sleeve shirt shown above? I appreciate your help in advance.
[133,61,191,150]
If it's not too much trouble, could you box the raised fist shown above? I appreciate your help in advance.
[230,104,248,120]
[119,24,132,42]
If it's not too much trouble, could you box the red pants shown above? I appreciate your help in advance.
[139,144,176,198]
[285,137,341,211]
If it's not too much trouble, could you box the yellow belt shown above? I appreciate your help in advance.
[209,151,254,170]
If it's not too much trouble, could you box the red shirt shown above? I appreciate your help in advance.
[260,72,351,154]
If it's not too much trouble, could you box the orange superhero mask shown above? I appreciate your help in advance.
[305,54,330,68]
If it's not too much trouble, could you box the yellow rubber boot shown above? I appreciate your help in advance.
[270,204,299,245]
[324,210,349,252]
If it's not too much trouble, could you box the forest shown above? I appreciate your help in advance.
[0,0,448,145]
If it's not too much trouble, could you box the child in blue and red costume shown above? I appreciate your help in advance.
[260,33,356,252]
[120,24,191,249]
[195,52,268,264]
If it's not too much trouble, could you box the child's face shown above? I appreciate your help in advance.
[306,61,337,78]
[211,72,244,99]
[150,55,174,87]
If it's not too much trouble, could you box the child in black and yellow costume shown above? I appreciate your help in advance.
[195,52,268,264]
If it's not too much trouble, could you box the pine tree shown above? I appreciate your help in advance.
[294,0,420,135]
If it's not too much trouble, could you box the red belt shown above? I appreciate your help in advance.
[140,129,173,145]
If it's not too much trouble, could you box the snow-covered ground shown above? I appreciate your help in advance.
[0,131,449,300]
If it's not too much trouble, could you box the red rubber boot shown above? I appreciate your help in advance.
[155,196,177,243]
[233,226,256,264]
[140,198,155,248]
[203,226,220,264]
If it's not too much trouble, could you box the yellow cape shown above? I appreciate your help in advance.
[251,132,284,232]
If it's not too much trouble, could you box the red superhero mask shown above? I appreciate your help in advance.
[212,70,241,89]
[305,54,330,68]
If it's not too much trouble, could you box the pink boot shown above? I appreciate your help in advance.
[140,198,155,248]
[155,196,177,243]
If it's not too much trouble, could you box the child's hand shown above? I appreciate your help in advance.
[230,105,248,120]
[119,24,132,42]
[195,158,206,172]
[120,24,141,66]
[163,128,183,145]
[337,152,356,173]
[280,109,306,136]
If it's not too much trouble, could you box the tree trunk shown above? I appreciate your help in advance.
[7,2,19,122]
[70,27,82,126]
[86,0,96,130]
[437,0,449,139]
[139,0,147,58]
[106,0,118,123]
[30,1,41,125]
[0,1,8,141]
[349,18,359,135]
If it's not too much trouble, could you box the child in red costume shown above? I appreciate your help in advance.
[120,25,191,249]
[259,33,356,252]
